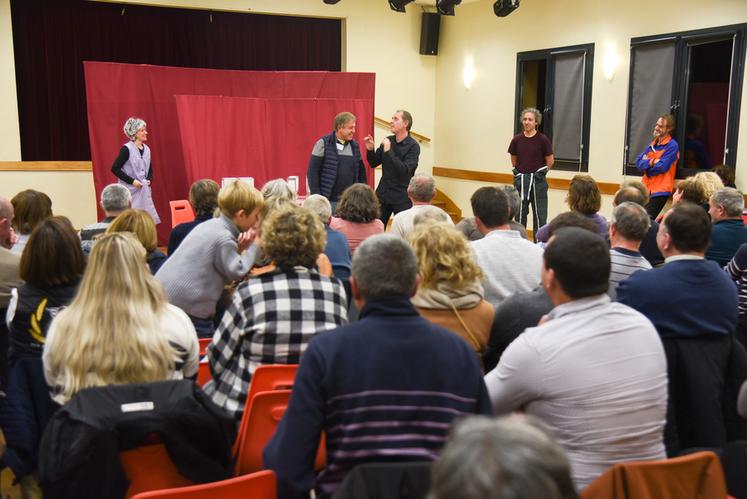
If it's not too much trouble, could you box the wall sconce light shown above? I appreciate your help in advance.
[602,42,620,81]
[463,55,475,89]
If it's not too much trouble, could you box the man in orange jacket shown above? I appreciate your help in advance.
[635,114,679,219]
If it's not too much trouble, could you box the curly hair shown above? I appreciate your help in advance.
[261,205,326,269]
[693,171,724,201]
[408,222,483,291]
[566,174,601,215]
[335,184,380,223]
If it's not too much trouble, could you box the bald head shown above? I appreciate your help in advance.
[0,196,14,248]
[0,196,12,220]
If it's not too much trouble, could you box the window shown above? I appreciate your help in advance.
[514,43,594,172]
[623,24,746,178]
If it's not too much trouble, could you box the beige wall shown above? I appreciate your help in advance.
[0,0,20,160]
[434,0,747,221]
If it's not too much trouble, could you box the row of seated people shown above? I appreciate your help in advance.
[1,168,747,497]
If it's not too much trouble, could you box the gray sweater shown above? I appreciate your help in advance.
[156,214,259,319]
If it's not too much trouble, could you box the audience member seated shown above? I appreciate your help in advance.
[617,203,744,454]
[156,180,263,337]
[79,183,131,255]
[167,179,219,255]
[714,164,737,189]
[408,222,494,361]
[389,174,452,238]
[693,171,725,206]
[483,212,598,371]
[485,228,667,490]
[706,187,747,267]
[456,185,528,241]
[303,194,352,285]
[536,175,607,243]
[613,182,664,266]
[263,235,492,499]
[470,186,543,306]
[6,217,85,365]
[329,183,385,254]
[204,205,348,420]
[429,415,578,499]
[107,208,167,274]
[726,242,747,347]
[43,232,199,405]
[672,176,707,206]
[0,196,23,388]
[10,190,53,255]
[262,178,297,211]
[607,202,652,299]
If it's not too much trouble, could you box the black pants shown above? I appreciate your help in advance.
[379,199,412,227]
[646,195,669,219]
[513,172,548,239]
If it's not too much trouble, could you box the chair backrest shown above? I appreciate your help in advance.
[232,365,299,456]
[235,390,292,475]
[197,357,211,387]
[581,451,728,499]
[169,200,195,228]
[130,470,276,499]
[120,441,195,498]
[198,338,211,357]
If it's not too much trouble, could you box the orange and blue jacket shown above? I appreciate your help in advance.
[635,135,679,197]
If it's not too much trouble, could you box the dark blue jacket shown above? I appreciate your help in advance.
[308,132,365,200]
[707,219,747,268]
[617,259,737,338]
[263,296,492,499]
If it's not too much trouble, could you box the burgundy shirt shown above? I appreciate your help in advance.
[508,132,553,174]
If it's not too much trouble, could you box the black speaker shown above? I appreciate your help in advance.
[419,13,440,56]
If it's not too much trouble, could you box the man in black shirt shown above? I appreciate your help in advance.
[508,108,554,237]
[364,110,421,226]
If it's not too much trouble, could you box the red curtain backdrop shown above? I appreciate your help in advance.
[174,95,374,194]
[84,62,375,242]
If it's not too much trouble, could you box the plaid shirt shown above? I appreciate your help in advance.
[203,267,348,419]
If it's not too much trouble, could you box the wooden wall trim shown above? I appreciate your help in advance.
[433,166,621,195]
[374,116,431,143]
[0,161,93,172]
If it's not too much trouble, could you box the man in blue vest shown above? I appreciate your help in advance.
[307,112,367,210]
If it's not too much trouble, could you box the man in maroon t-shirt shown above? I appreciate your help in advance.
[508,108,554,239]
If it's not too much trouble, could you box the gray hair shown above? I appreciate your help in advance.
[100,184,131,213]
[261,178,297,204]
[408,174,436,203]
[611,201,650,241]
[302,194,332,223]
[520,107,543,126]
[352,234,417,300]
[413,206,450,227]
[429,416,577,499]
[123,117,146,140]
[501,185,521,218]
[711,187,744,217]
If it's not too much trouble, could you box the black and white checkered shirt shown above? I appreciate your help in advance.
[203,267,348,419]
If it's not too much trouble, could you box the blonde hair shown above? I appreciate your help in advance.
[693,171,724,201]
[261,205,326,269]
[107,208,157,253]
[218,180,264,218]
[44,232,175,403]
[408,223,483,291]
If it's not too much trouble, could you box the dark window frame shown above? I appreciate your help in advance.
[514,43,595,172]
[623,23,746,178]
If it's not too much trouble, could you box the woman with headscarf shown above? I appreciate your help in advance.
[111,117,160,224]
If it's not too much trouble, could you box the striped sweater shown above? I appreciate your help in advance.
[263,296,492,499]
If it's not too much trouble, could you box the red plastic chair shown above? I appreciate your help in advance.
[235,390,292,475]
[232,365,299,457]
[234,389,326,476]
[169,200,195,228]
[130,470,276,498]
[198,338,211,357]
[120,441,195,498]
[197,357,211,387]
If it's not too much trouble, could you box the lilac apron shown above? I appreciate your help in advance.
[120,141,161,224]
